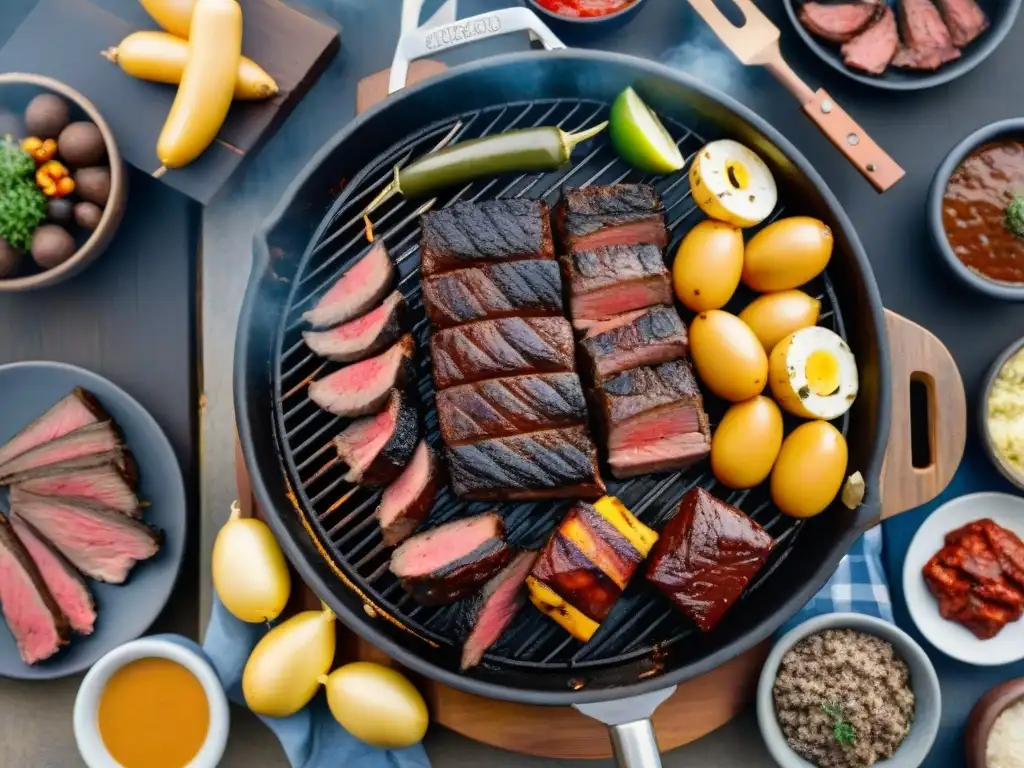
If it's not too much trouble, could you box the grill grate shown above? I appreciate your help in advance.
[272,98,849,671]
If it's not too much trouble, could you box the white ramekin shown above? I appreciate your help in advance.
[73,636,230,768]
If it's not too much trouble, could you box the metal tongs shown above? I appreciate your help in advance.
[687,0,904,192]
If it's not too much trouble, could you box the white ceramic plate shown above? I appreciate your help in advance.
[903,492,1024,666]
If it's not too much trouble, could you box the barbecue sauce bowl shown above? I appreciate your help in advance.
[524,0,648,39]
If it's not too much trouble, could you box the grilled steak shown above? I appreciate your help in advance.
[422,260,564,329]
[456,550,538,670]
[377,440,440,547]
[302,291,407,363]
[430,316,575,390]
[934,0,988,46]
[10,489,162,584]
[436,373,587,445]
[554,185,668,254]
[841,7,899,74]
[597,360,701,425]
[646,488,774,632]
[580,306,688,382]
[12,516,95,635]
[14,461,140,517]
[447,425,605,501]
[390,511,512,605]
[333,389,419,486]
[0,514,70,664]
[891,42,961,69]
[581,308,648,338]
[0,449,132,487]
[302,241,396,329]
[898,0,956,56]
[419,199,555,277]
[0,388,108,468]
[799,1,881,43]
[562,244,672,329]
[309,335,416,418]
[0,422,122,484]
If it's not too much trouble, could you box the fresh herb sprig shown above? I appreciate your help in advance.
[1005,196,1024,239]
[821,701,857,748]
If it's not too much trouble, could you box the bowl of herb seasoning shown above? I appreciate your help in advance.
[757,613,941,768]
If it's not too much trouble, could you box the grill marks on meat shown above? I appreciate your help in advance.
[420,200,555,277]
[799,1,882,43]
[303,242,396,329]
[14,461,140,517]
[430,317,575,389]
[555,185,668,253]
[646,488,774,632]
[333,390,419,486]
[436,373,587,445]
[422,260,564,329]
[390,511,512,605]
[446,425,605,501]
[0,388,108,468]
[377,441,440,547]
[309,335,416,418]
[580,306,689,383]
[934,0,988,47]
[0,422,122,484]
[562,244,671,329]
[302,291,407,363]
[842,7,899,74]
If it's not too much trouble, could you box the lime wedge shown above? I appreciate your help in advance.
[609,87,685,174]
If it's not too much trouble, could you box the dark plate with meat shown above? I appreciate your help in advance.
[784,0,1019,89]
[0,361,185,680]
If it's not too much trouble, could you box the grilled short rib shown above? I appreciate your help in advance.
[0,388,109,468]
[456,550,538,670]
[842,7,900,74]
[446,425,605,501]
[562,244,672,330]
[333,389,419,486]
[377,440,440,547]
[646,488,774,632]
[309,335,416,418]
[430,316,576,390]
[419,199,555,277]
[435,373,588,445]
[554,185,668,254]
[302,290,407,363]
[422,260,564,329]
[0,422,123,484]
[390,511,512,605]
[14,460,140,517]
[799,1,882,43]
[302,241,396,329]
[934,0,988,47]
[579,305,689,383]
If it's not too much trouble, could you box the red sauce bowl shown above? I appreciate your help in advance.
[525,0,648,36]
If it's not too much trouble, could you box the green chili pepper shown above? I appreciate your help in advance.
[1005,196,1024,239]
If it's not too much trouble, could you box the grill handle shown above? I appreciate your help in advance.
[388,7,566,94]
[575,686,678,768]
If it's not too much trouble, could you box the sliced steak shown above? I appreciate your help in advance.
[390,511,512,605]
[308,335,416,418]
[799,1,881,43]
[422,260,564,329]
[456,550,538,670]
[581,308,649,339]
[14,461,140,517]
[841,7,899,74]
[898,0,956,54]
[12,516,95,635]
[430,316,575,390]
[377,440,440,547]
[302,241,396,329]
[554,185,668,254]
[597,360,702,425]
[0,388,108,468]
[0,449,132,487]
[419,199,555,278]
[891,42,961,69]
[436,373,587,445]
[934,0,989,47]
[0,515,70,664]
[646,488,774,632]
[302,291,407,363]
[562,244,672,330]
[0,422,122,484]
[447,425,605,502]
[609,430,712,478]
[580,306,688,382]
[333,389,419,486]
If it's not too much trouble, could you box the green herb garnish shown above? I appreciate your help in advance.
[0,137,35,192]
[1005,196,1024,239]
[0,178,46,251]
[821,701,857,748]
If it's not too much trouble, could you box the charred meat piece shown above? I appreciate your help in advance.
[0,422,122,484]
[11,489,162,584]
[898,0,956,56]
[646,488,774,632]
[12,516,95,635]
[390,511,512,605]
[302,291,407,363]
[436,373,587,445]
[934,0,988,46]
[0,450,133,487]
[309,335,416,418]
[419,199,555,278]
[422,260,564,329]
[581,308,648,339]
[841,7,899,74]
[302,242,396,329]
[447,425,605,502]
[562,244,672,330]
[980,519,1024,589]
[580,306,688,383]
[597,360,703,426]
[333,389,419,486]
[799,1,882,43]
[0,515,70,664]
[377,440,440,547]
[14,461,140,518]
[891,43,961,70]
[554,185,668,254]
[0,388,108,468]
[430,317,575,390]
[457,550,538,670]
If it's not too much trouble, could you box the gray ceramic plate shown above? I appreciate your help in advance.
[0,361,186,680]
